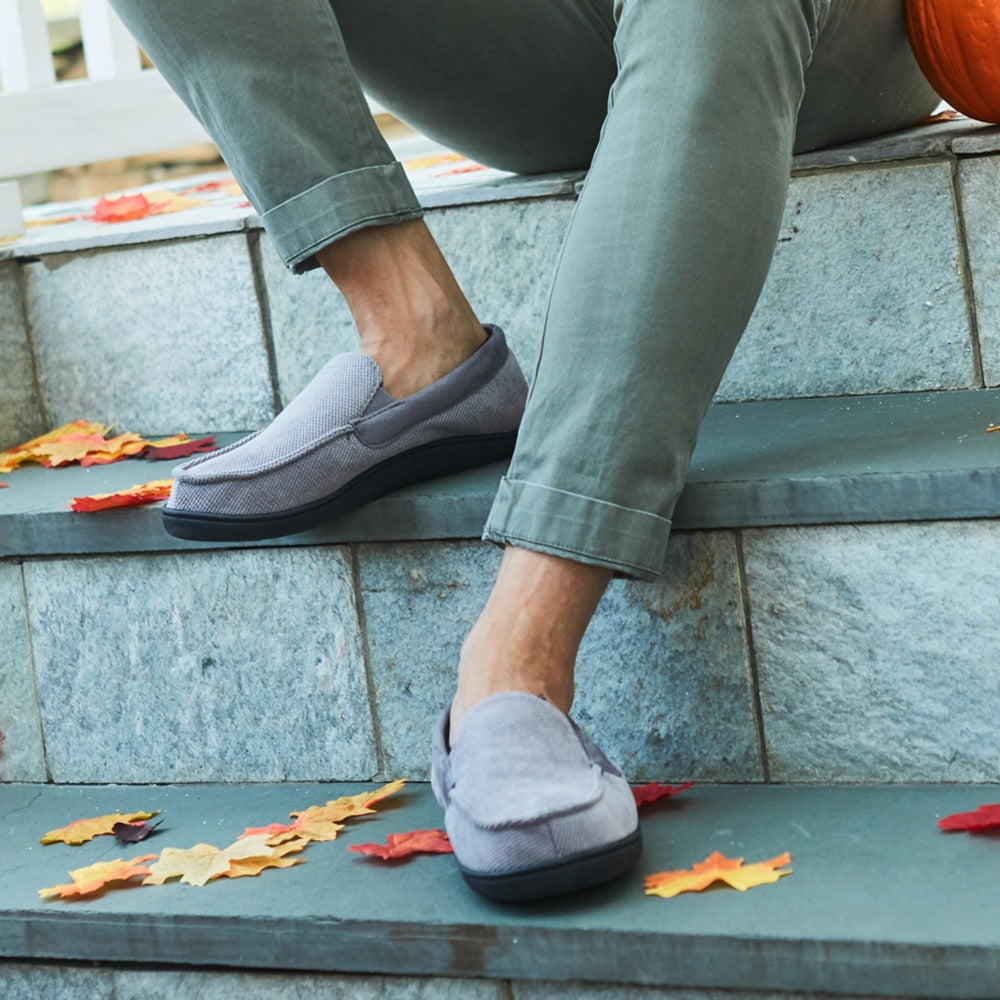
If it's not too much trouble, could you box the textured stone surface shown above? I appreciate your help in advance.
[514,984,938,1000]
[744,521,1000,781]
[117,969,499,1000]
[24,547,375,782]
[357,540,500,779]
[8,783,1000,996]
[261,198,575,404]
[721,162,975,401]
[23,235,275,430]
[0,562,46,781]
[959,156,1000,386]
[576,532,761,782]
[358,533,760,782]
[0,261,44,447]
[0,963,112,1000]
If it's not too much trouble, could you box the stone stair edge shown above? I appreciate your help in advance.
[2,120,996,263]
[4,782,1000,999]
[2,388,999,560]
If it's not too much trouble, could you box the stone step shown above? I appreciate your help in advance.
[4,781,1000,999]
[3,388,1000,558]
[2,389,999,787]
[3,120,1000,448]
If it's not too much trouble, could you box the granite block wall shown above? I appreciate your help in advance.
[3,518,999,784]
[2,151,992,441]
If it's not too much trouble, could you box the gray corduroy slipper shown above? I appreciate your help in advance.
[431,692,641,901]
[162,325,526,541]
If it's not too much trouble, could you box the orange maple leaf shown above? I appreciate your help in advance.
[39,431,148,468]
[144,190,209,216]
[0,421,110,473]
[349,829,452,861]
[39,855,157,899]
[40,810,159,845]
[644,851,792,898]
[78,432,149,466]
[241,779,407,846]
[91,193,155,223]
[70,479,173,512]
[142,834,306,887]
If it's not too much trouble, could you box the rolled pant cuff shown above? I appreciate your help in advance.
[482,477,672,582]
[262,161,424,272]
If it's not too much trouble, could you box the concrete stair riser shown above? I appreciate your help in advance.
[0,964,959,1000]
[3,142,1000,442]
[3,517,999,786]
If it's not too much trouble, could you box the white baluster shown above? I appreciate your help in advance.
[0,181,24,238]
[0,0,56,93]
[78,0,141,81]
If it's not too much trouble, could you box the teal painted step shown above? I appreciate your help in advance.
[2,387,1000,788]
[3,782,1000,998]
[3,387,1000,559]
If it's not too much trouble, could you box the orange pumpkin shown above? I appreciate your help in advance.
[905,0,1000,124]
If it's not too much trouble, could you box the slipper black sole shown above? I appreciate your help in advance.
[459,827,643,902]
[162,429,518,542]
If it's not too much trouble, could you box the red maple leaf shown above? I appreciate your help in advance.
[632,781,694,807]
[90,194,154,223]
[939,803,1000,832]
[348,829,452,861]
[140,436,217,461]
[70,480,172,512]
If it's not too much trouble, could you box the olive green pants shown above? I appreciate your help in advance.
[111,0,938,579]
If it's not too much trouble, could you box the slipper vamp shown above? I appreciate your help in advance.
[449,695,604,829]
[179,352,382,482]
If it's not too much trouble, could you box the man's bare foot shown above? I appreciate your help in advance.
[450,547,612,741]
[315,218,485,398]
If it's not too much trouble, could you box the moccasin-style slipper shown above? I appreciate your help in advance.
[162,325,526,541]
[431,692,641,902]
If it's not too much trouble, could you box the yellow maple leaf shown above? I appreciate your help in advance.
[40,810,159,845]
[39,854,157,898]
[142,834,306,887]
[644,851,792,899]
[241,779,407,846]
[0,421,110,473]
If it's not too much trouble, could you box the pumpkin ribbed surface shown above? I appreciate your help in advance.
[905,0,1000,123]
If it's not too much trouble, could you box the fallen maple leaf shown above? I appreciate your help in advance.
[144,190,209,216]
[349,829,452,861]
[143,834,306,887]
[939,803,1000,832]
[112,818,164,844]
[70,479,173,512]
[91,193,154,223]
[633,782,694,807]
[140,435,217,460]
[438,163,487,176]
[39,855,157,899]
[241,779,406,846]
[1,421,110,473]
[922,109,962,124]
[644,851,792,899]
[40,810,159,845]
[77,432,149,466]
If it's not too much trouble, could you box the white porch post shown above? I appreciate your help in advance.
[78,0,142,80]
[0,0,55,92]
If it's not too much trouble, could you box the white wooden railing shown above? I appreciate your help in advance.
[0,0,218,234]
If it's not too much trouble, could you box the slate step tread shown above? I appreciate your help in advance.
[2,388,999,558]
[3,782,1000,998]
